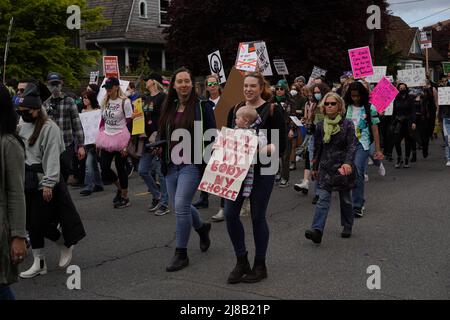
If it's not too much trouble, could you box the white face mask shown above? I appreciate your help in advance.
[290,90,298,97]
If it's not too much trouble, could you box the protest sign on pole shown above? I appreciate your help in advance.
[235,43,258,72]
[369,76,399,113]
[420,31,432,49]
[2,17,13,83]
[89,71,100,85]
[198,127,258,201]
[365,66,387,83]
[438,87,450,105]
[348,46,374,79]
[397,68,426,87]
[208,50,227,84]
[132,98,145,136]
[103,56,120,78]
[289,116,303,127]
[307,66,327,86]
[255,41,273,76]
[273,59,289,75]
[97,78,130,106]
[79,109,102,145]
[442,62,450,74]
[214,67,245,130]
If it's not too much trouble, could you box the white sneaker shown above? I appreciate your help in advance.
[378,162,386,176]
[368,158,374,165]
[364,174,369,182]
[212,209,225,222]
[20,250,47,279]
[279,179,289,188]
[59,245,74,268]
[294,180,309,193]
[295,155,301,162]
[446,160,450,167]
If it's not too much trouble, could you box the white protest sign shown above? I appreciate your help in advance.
[79,109,102,145]
[397,68,426,87]
[438,87,450,105]
[365,66,387,83]
[420,31,432,49]
[89,71,100,85]
[290,116,303,127]
[384,101,394,116]
[208,50,227,84]
[198,127,258,201]
[386,75,394,82]
[308,66,327,86]
[235,43,258,72]
[97,78,130,106]
[255,41,273,76]
[273,59,289,75]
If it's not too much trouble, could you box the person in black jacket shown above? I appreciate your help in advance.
[392,83,416,168]
[224,72,287,284]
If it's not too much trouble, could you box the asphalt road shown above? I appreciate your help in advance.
[12,139,450,300]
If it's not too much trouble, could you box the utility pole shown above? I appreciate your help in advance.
[3,17,14,83]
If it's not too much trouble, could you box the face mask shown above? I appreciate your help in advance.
[47,84,62,95]
[400,90,407,95]
[290,90,298,97]
[18,110,36,123]
[314,93,322,101]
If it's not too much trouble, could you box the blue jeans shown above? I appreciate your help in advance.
[224,172,275,259]
[139,152,168,207]
[165,164,203,249]
[312,187,353,232]
[352,142,369,210]
[0,285,15,300]
[443,118,450,160]
[82,147,103,192]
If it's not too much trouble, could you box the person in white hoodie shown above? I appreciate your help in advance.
[17,83,86,279]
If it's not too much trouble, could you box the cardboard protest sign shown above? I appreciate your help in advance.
[442,62,450,74]
[308,66,327,86]
[132,98,145,135]
[397,68,426,87]
[198,127,258,201]
[438,87,450,105]
[348,46,374,79]
[97,78,130,106]
[214,67,245,130]
[79,109,102,145]
[369,76,399,113]
[208,50,226,84]
[235,43,258,72]
[89,71,100,85]
[365,66,387,83]
[289,116,303,127]
[102,56,120,78]
[273,59,289,75]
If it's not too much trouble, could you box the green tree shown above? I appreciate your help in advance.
[0,0,110,86]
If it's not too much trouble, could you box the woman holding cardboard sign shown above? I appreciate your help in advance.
[223,72,287,284]
[158,67,216,272]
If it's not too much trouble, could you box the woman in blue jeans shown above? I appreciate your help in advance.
[305,92,357,244]
[224,72,287,284]
[158,67,216,272]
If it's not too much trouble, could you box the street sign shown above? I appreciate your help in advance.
[208,50,226,84]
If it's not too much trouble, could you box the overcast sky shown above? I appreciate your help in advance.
[387,0,450,28]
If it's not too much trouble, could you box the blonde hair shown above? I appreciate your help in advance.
[319,92,346,116]
[236,106,259,124]
[102,86,128,109]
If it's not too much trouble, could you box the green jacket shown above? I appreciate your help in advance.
[0,134,26,285]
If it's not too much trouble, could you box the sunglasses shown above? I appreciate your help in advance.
[207,82,219,87]
[17,88,25,93]
[275,87,285,91]
[324,101,338,106]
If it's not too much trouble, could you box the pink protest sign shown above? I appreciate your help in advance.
[348,46,374,79]
[369,76,399,113]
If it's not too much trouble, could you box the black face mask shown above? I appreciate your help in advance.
[399,90,408,96]
[17,110,36,123]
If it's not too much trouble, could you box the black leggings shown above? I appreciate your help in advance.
[100,150,128,189]
[394,121,413,159]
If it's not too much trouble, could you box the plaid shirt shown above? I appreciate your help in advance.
[43,93,85,147]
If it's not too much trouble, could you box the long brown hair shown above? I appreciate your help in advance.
[244,72,272,101]
[159,67,198,137]
[28,108,49,146]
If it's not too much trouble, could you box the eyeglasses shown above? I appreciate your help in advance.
[324,102,338,106]
[207,82,219,87]
[17,88,25,93]
[275,87,285,91]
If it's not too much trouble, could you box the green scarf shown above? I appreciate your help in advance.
[323,114,342,143]
[275,95,287,103]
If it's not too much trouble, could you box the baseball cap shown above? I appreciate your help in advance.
[102,77,120,89]
[47,72,63,84]
[143,73,163,84]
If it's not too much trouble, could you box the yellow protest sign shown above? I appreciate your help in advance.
[132,98,145,135]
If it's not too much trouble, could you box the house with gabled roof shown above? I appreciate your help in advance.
[387,15,446,82]
[83,0,172,74]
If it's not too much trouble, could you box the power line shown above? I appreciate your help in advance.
[389,0,425,5]
[407,6,450,25]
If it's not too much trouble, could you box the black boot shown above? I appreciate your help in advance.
[241,258,267,283]
[195,223,211,252]
[166,248,189,272]
[411,152,417,163]
[227,252,251,284]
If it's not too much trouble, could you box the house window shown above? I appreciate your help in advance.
[405,64,413,69]
[160,0,170,25]
[139,0,147,18]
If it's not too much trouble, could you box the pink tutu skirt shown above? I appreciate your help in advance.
[96,128,130,152]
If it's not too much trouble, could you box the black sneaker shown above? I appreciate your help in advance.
[403,159,410,168]
[80,189,92,196]
[312,195,319,205]
[395,158,403,168]
[93,186,104,192]
[113,190,122,205]
[114,197,131,209]
[305,229,322,244]
[148,198,161,212]
[411,153,417,163]
[154,205,170,216]
[354,207,364,218]
[341,227,352,238]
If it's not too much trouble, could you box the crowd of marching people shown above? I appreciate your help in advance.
[1,66,450,299]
